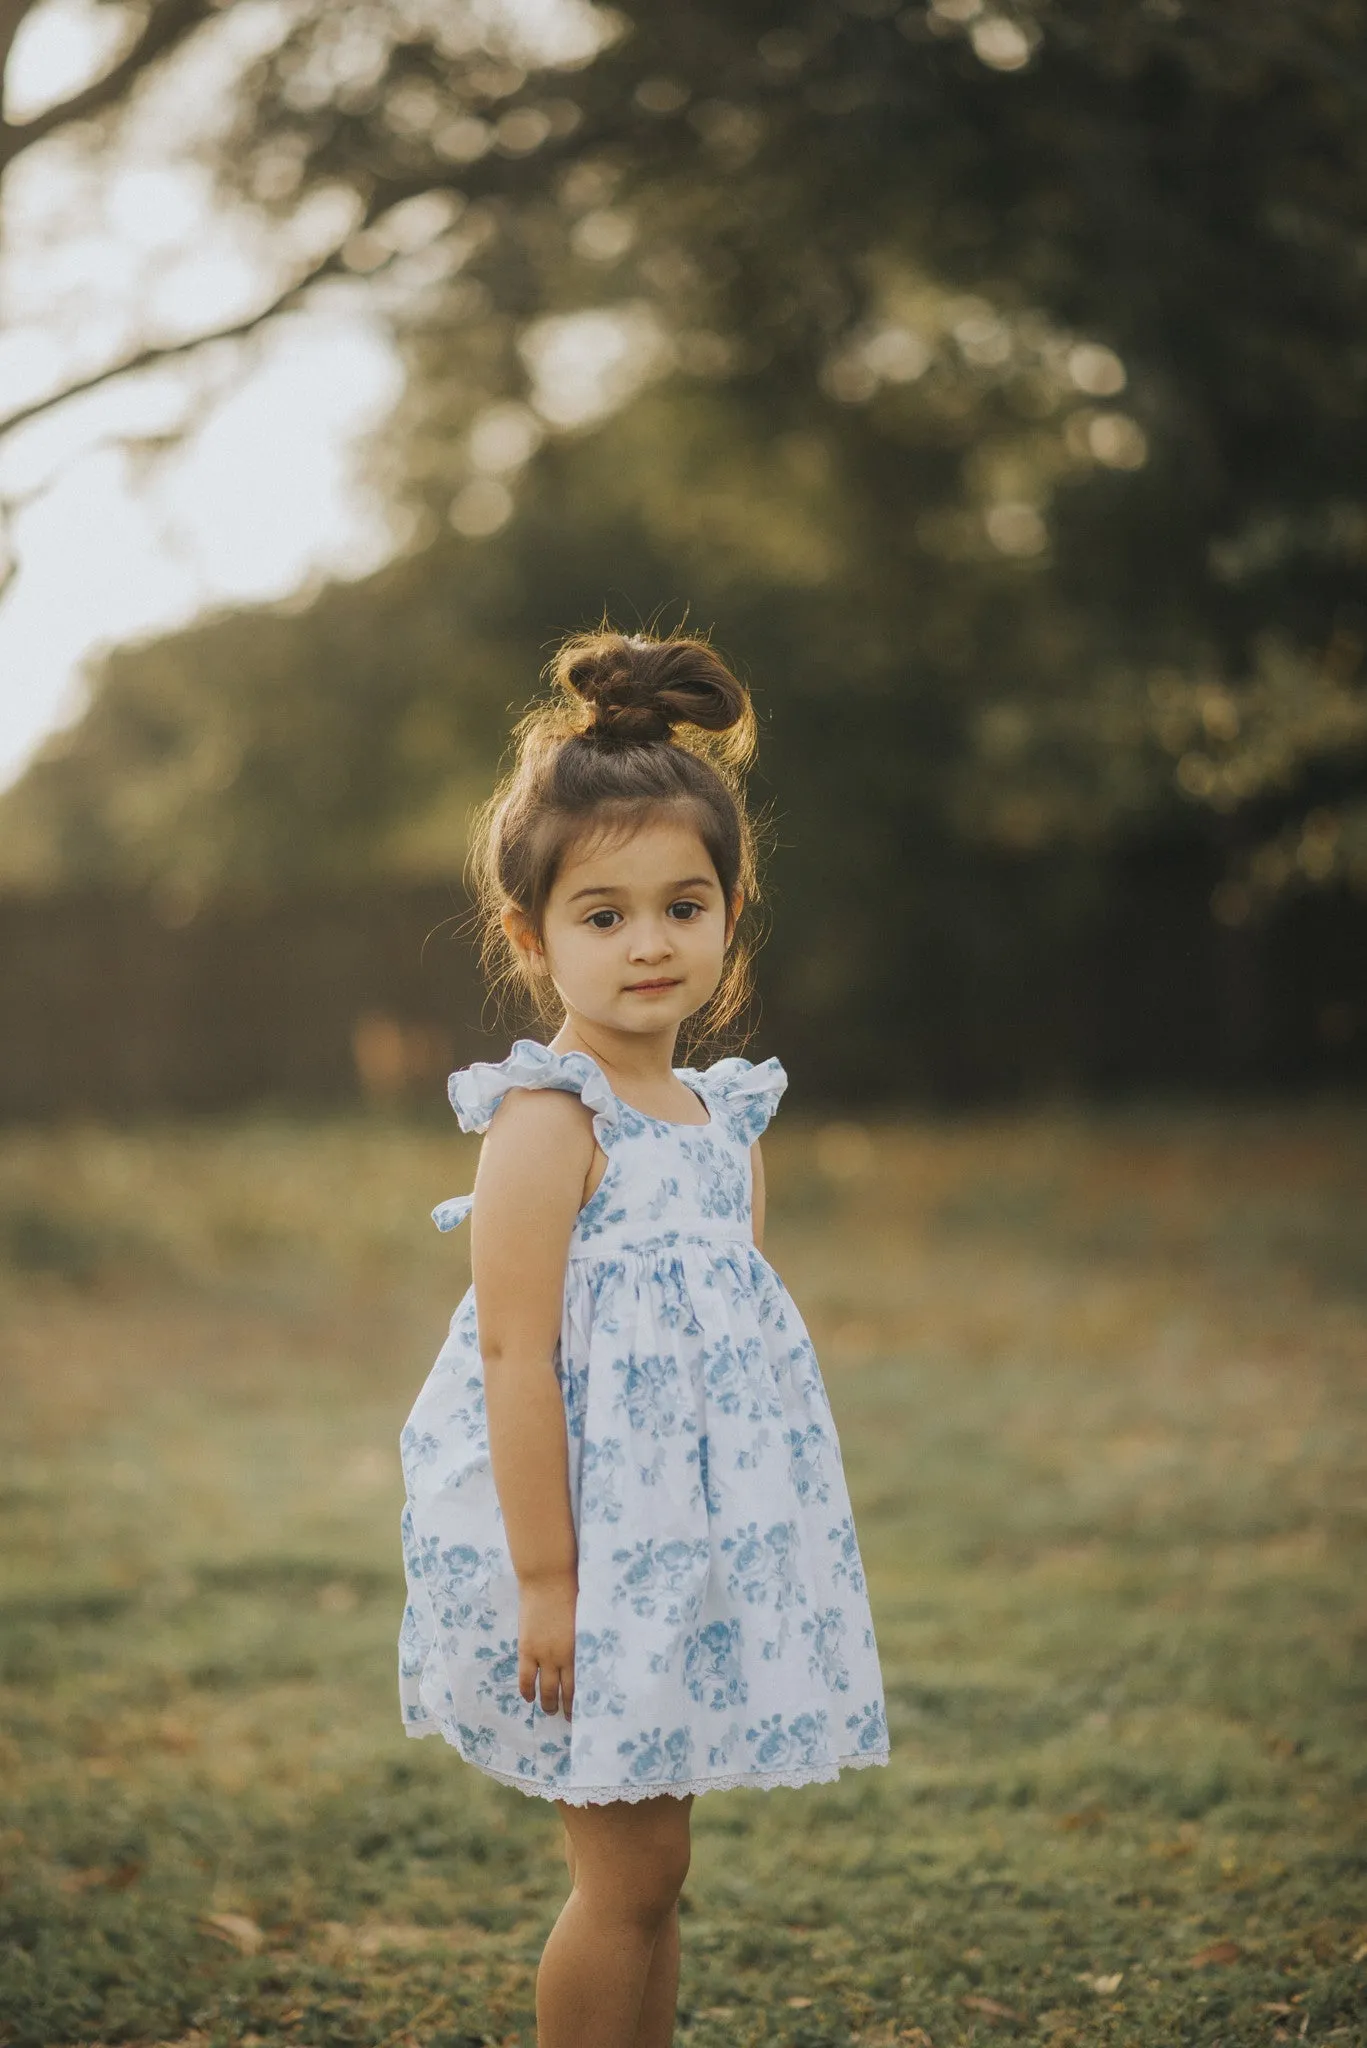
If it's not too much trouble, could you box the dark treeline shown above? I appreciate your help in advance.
[2,864,1363,1119]
[2,0,1365,1102]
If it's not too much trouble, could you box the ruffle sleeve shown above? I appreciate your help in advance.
[432,1040,619,1233]
[687,1054,788,1143]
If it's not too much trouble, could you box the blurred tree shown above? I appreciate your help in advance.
[3,0,1366,991]
[0,0,210,182]
[0,0,357,450]
[217,0,1367,900]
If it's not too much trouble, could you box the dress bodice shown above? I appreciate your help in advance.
[430,1039,787,1253]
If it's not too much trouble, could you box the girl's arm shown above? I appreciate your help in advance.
[751,1139,766,1253]
[470,1087,594,1716]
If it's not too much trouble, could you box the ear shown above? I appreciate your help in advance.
[724,887,745,948]
[501,903,545,973]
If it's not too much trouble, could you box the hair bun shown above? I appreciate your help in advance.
[554,631,750,747]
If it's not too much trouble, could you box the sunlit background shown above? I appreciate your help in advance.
[1,4,1364,2045]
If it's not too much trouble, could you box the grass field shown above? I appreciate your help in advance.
[1,1098,1365,2048]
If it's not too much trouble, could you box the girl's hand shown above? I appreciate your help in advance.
[518,1569,578,1719]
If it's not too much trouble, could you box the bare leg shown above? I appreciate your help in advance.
[561,1829,682,2048]
[537,1795,692,2048]
[631,1899,681,2048]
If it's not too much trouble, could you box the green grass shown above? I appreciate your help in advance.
[1,1099,1365,2047]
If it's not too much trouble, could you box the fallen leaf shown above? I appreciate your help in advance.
[899,2031,934,2047]
[786,1995,814,2008]
[201,1912,265,1955]
[312,1919,485,1956]
[1059,1806,1106,1832]
[1261,2004,1298,2016]
[1190,1939,1241,1968]
[1090,1973,1124,1994]
[58,1861,142,1894]
[961,1994,1024,2022]
[356,1923,449,1955]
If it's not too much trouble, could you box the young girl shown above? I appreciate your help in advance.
[398,629,889,2048]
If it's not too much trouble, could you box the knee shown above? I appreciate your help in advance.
[639,1831,690,1919]
[617,1848,688,1928]
[575,1828,690,1929]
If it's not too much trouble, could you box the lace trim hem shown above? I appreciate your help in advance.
[403,1715,890,1803]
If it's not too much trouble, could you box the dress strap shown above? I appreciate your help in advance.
[680,1054,788,1142]
[433,1040,621,1233]
[446,1038,619,1140]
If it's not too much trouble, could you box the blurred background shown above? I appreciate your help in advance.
[1,5,1365,2047]
[2,0,1367,1109]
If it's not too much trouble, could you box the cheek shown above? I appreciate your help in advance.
[689,918,727,957]
[552,924,613,967]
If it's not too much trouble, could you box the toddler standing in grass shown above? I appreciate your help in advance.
[398,627,889,2046]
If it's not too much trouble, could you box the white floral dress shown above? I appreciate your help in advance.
[398,1039,890,1804]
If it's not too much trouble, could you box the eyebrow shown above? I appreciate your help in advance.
[566,874,719,905]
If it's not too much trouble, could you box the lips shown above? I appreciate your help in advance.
[625,979,681,992]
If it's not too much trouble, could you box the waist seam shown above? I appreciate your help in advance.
[567,1230,758,1258]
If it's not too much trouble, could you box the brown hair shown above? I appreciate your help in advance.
[467,628,764,1054]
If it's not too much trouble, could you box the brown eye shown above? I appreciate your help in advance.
[667,900,704,921]
[587,909,619,930]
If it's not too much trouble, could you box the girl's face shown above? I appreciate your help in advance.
[506,814,741,1044]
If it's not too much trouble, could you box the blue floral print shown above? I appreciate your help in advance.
[611,1534,712,1621]
[827,1515,868,1596]
[575,1180,629,1238]
[801,1606,851,1692]
[689,1136,750,1220]
[579,1435,626,1523]
[747,1710,830,1770]
[684,1619,749,1710]
[720,1519,805,1611]
[618,1724,696,1783]
[398,1039,890,1803]
[786,1422,833,1504]
[616,1353,685,1436]
[574,1628,629,1718]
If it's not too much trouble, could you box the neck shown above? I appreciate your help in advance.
[549,1018,683,1084]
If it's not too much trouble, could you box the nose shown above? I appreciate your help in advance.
[626,916,675,964]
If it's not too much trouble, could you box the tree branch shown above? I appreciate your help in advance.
[0,2,38,94]
[0,241,361,443]
[0,0,216,171]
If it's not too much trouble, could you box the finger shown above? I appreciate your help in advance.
[539,1667,561,1716]
[519,1651,538,1705]
[562,1669,574,1721]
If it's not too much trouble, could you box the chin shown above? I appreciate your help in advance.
[613,994,696,1030]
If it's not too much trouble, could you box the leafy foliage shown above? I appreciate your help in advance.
[3,0,1366,1024]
